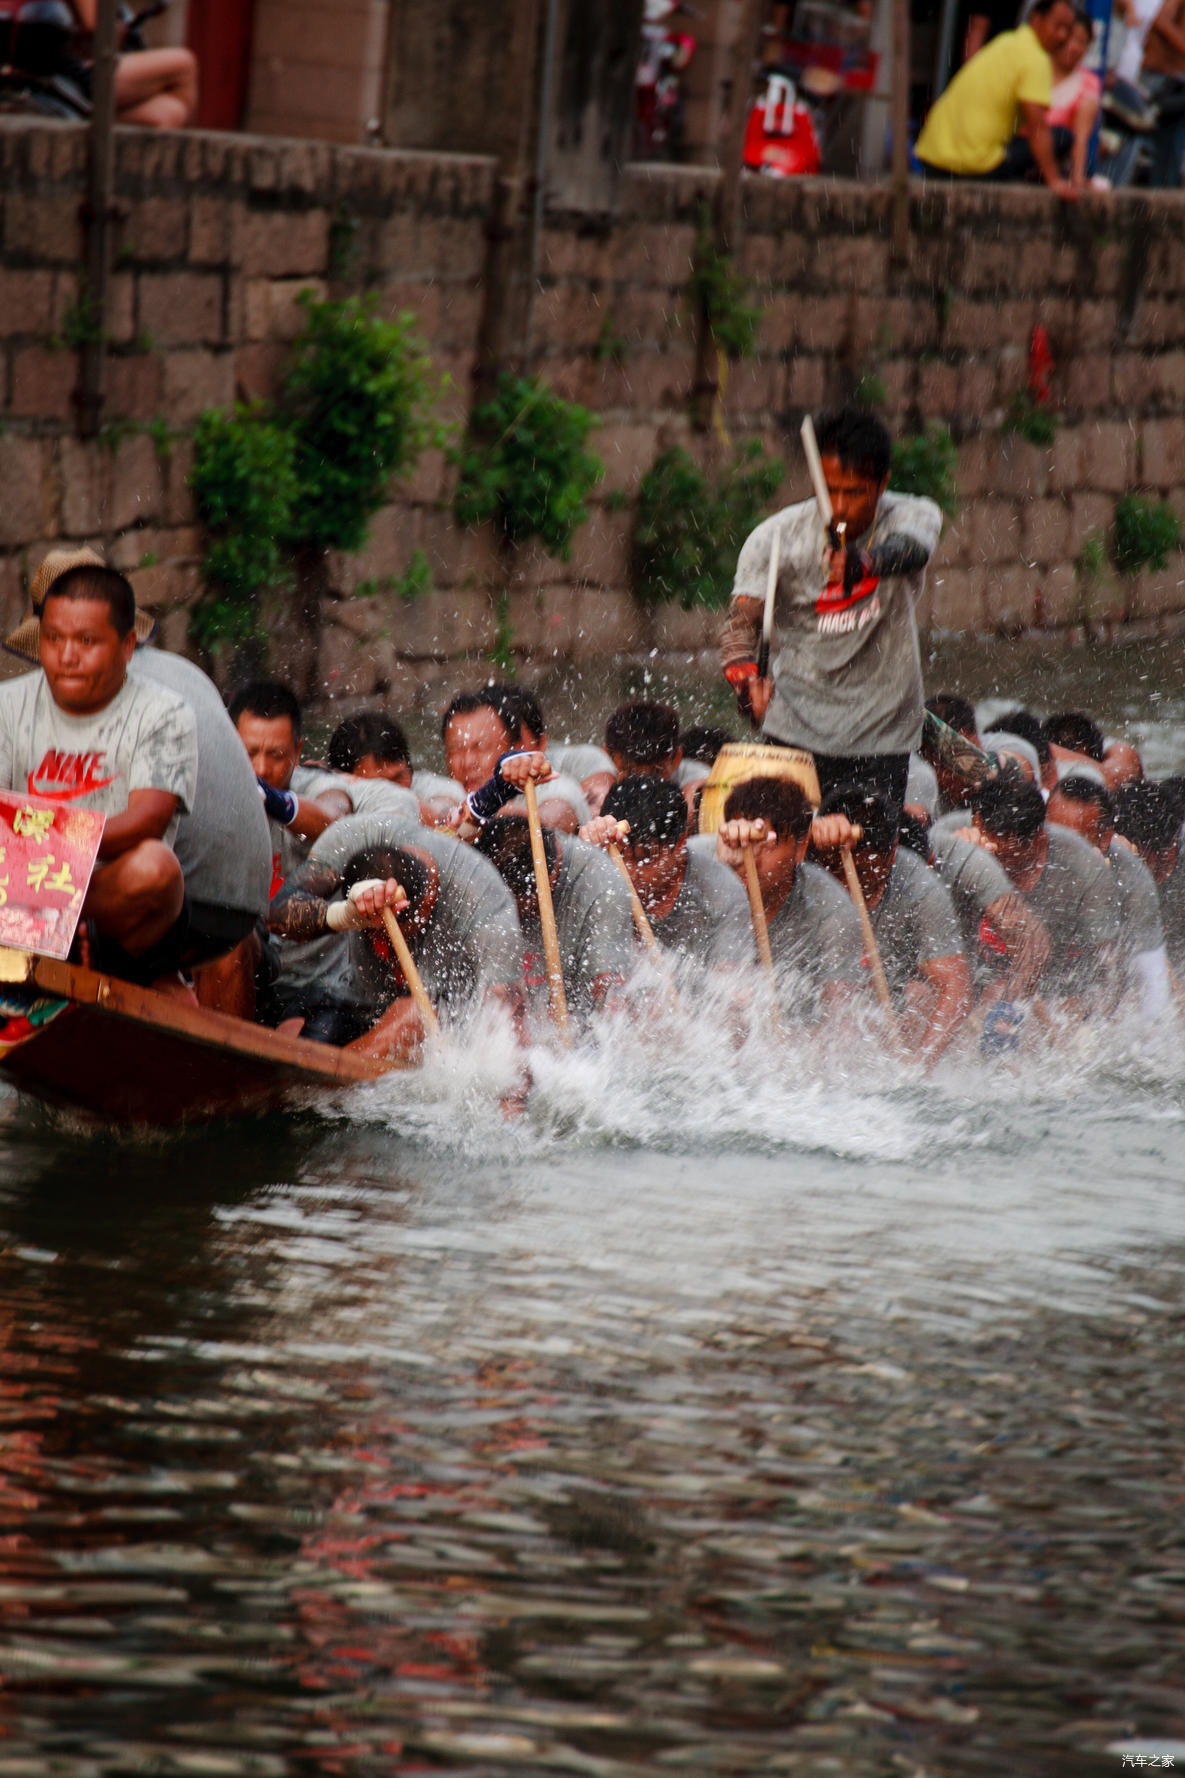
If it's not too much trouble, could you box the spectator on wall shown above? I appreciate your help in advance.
[1042,10,1102,189]
[1140,0,1185,186]
[72,0,198,128]
[914,0,1078,196]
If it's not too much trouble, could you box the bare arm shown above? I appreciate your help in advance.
[98,789,178,859]
[915,952,973,1062]
[1069,88,1100,189]
[1020,101,1076,198]
[1150,0,1185,60]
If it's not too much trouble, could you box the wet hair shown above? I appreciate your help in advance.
[1031,0,1071,12]
[328,711,411,774]
[812,408,891,484]
[985,711,1052,770]
[975,777,1047,842]
[816,785,897,856]
[925,693,978,740]
[1052,774,1114,827]
[1043,710,1105,762]
[1113,781,1182,853]
[723,775,813,841]
[440,688,521,746]
[487,682,544,746]
[474,814,556,900]
[229,679,302,736]
[605,700,681,768]
[1157,775,1185,826]
[897,811,933,862]
[42,564,136,639]
[1071,6,1094,36]
[680,724,733,766]
[601,774,688,846]
[341,844,432,909]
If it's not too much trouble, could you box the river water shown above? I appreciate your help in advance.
[1,637,1184,1777]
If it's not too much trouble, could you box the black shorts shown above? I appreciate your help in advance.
[181,900,260,969]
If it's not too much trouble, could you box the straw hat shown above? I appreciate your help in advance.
[698,741,822,833]
[4,546,157,662]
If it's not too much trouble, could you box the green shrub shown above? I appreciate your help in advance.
[1111,493,1181,577]
[633,439,783,611]
[190,404,298,646]
[1001,391,1057,448]
[282,292,438,554]
[890,425,959,518]
[1076,528,1106,581]
[454,374,603,559]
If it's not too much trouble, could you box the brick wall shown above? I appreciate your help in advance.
[2,118,1184,711]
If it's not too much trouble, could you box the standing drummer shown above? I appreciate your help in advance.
[719,408,942,828]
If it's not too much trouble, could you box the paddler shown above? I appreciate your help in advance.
[720,408,942,827]
[710,776,864,1027]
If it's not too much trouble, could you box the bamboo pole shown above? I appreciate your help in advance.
[608,823,681,1014]
[381,905,440,1040]
[524,777,570,1046]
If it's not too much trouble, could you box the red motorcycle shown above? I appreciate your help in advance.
[742,69,822,178]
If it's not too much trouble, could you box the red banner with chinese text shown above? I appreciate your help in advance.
[0,792,104,960]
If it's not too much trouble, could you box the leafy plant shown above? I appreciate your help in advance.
[1002,390,1057,448]
[1076,528,1106,581]
[594,310,628,366]
[282,293,438,554]
[1111,493,1181,577]
[52,287,104,351]
[358,549,434,604]
[689,213,761,361]
[454,374,603,559]
[854,370,887,409]
[890,425,959,519]
[632,439,782,611]
[189,403,298,646]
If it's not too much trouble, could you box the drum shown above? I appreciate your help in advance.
[697,741,821,833]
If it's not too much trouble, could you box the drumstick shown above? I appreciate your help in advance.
[757,524,780,681]
[525,776,571,1047]
[380,902,441,1039]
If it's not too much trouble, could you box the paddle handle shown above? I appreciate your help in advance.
[741,841,784,1042]
[609,844,662,960]
[840,847,896,1024]
[381,906,441,1039]
[525,777,571,1047]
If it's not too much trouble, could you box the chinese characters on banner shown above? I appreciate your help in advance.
[0,792,104,960]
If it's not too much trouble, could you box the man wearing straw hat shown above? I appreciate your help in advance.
[721,408,942,828]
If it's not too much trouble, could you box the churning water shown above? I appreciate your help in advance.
[1,637,1184,1776]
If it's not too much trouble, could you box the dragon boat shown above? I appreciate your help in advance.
[0,947,391,1127]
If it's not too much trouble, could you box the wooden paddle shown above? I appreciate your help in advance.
[380,898,440,1040]
[608,821,681,1013]
[740,837,785,1042]
[837,839,897,1027]
[607,822,662,960]
[524,776,571,1046]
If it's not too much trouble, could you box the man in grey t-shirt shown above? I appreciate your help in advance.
[974,777,1120,1007]
[1046,774,1170,1020]
[0,565,197,985]
[584,776,752,969]
[267,811,525,1060]
[475,817,635,1027]
[929,824,1052,1005]
[709,774,862,1026]
[721,408,942,825]
[813,787,972,1060]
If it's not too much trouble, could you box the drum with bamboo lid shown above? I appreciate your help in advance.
[698,742,821,834]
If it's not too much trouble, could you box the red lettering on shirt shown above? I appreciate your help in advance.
[27,749,117,801]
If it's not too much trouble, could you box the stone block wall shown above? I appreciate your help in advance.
[2,118,1185,713]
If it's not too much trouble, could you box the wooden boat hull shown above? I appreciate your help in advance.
[0,948,392,1127]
